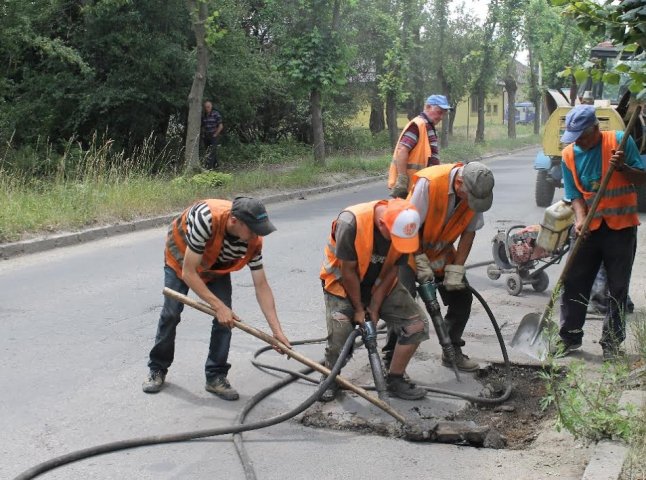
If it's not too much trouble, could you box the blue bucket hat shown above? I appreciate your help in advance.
[426,94,453,111]
[560,105,598,144]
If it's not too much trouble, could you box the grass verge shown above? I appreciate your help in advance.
[0,128,538,243]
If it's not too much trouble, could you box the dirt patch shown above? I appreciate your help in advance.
[447,365,555,449]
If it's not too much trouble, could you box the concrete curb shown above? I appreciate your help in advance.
[0,174,385,260]
[581,389,645,480]
[0,145,538,260]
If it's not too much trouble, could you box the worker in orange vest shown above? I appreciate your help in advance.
[142,197,291,399]
[399,161,495,372]
[557,105,646,360]
[319,198,429,402]
[388,94,453,199]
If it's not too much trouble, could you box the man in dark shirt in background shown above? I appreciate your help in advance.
[202,101,223,170]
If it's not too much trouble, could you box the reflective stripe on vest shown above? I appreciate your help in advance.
[387,116,431,190]
[562,131,640,231]
[410,163,475,275]
[164,199,263,282]
[320,200,401,298]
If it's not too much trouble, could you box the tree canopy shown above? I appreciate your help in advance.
[0,0,620,164]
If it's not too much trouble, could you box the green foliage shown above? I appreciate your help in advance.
[540,360,636,442]
[550,0,646,101]
[173,171,233,188]
[538,295,646,444]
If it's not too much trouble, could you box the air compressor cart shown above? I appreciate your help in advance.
[487,223,571,296]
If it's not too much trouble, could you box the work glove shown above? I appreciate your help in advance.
[443,264,467,291]
[414,253,434,284]
[390,174,409,199]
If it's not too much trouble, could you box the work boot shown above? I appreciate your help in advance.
[142,370,166,394]
[205,375,239,401]
[548,338,582,357]
[442,346,479,372]
[386,374,426,400]
[319,374,340,403]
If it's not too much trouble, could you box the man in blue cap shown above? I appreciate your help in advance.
[388,94,453,199]
[556,104,646,360]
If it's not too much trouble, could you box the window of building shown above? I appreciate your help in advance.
[493,104,498,114]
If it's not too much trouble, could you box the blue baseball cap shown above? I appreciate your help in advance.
[560,105,598,144]
[426,94,453,111]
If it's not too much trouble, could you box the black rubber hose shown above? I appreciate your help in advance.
[13,331,360,480]
[232,338,327,480]
[250,285,514,406]
[417,285,513,405]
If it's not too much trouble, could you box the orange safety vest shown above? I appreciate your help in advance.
[562,131,639,231]
[320,200,401,298]
[410,163,475,275]
[387,116,431,189]
[164,199,263,282]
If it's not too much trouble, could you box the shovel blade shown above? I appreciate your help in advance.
[510,312,549,361]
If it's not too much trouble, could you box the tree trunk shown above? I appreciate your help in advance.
[528,49,541,135]
[437,0,450,147]
[386,92,398,149]
[505,76,517,139]
[184,0,208,173]
[475,88,486,144]
[310,88,325,165]
[369,94,385,134]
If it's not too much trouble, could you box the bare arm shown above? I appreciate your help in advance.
[571,198,588,237]
[393,145,410,176]
[454,231,476,265]
[340,260,366,325]
[367,262,399,323]
[250,267,291,349]
[214,123,223,137]
[610,147,646,186]
[182,249,237,328]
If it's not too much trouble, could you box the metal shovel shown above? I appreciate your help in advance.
[510,106,642,360]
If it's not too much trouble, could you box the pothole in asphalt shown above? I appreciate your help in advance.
[446,365,554,449]
[300,364,554,449]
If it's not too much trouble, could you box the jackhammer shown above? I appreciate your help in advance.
[361,315,388,400]
[417,281,461,381]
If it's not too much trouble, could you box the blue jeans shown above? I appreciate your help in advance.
[147,265,233,380]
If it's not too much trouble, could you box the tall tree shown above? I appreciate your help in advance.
[471,0,501,143]
[500,0,525,139]
[184,0,209,172]
[279,0,352,165]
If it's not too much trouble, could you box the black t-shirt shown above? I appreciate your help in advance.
[334,211,407,304]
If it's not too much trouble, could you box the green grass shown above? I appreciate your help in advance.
[0,127,537,243]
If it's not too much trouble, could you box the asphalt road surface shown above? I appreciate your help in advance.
[2,147,590,480]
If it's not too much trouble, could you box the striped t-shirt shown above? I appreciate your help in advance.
[185,202,263,270]
[399,112,440,166]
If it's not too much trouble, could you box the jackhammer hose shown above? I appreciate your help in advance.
[417,285,513,405]
[250,284,513,407]
[13,331,360,480]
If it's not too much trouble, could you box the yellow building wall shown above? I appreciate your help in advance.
[352,91,507,130]
[452,91,506,128]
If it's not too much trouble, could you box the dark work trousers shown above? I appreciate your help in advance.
[559,222,636,347]
[203,135,219,170]
[396,264,472,346]
[148,265,233,380]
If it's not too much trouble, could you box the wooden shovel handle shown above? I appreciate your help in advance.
[162,287,409,425]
